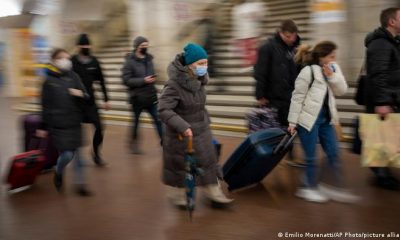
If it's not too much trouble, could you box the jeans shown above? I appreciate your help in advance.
[56,150,85,184]
[297,107,343,188]
[131,103,163,142]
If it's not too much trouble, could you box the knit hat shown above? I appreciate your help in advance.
[76,33,90,45]
[183,43,208,65]
[133,36,148,50]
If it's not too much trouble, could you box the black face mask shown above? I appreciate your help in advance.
[139,48,148,55]
[80,48,91,56]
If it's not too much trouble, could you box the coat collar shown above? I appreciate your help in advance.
[167,54,208,93]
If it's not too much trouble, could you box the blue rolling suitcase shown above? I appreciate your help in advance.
[223,128,296,191]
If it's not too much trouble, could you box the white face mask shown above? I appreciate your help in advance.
[54,58,72,71]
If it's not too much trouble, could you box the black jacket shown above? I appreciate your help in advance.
[121,53,158,107]
[365,27,400,108]
[254,33,300,124]
[71,55,108,105]
[254,33,300,104]
[41,66,89,151]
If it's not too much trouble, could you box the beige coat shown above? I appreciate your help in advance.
[288,63,348,131]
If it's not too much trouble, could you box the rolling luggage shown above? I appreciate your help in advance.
[223,128,296,191]
[6,150,46,191]
[23,114,58,170]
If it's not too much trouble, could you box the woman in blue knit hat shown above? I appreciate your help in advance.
[158,43,233,207]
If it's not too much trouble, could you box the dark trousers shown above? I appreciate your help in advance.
[82,104,103,157]
[131,103,163,142]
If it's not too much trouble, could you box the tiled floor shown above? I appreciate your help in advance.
[1,101,399,240]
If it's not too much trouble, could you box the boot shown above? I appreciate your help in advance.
[204,183,234,204]
[167,186,186,208]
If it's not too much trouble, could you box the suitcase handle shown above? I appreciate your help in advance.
[273,132,297,155]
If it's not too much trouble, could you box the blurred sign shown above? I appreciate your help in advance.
[0,42,5,88]
[173,2,192,22]
[15,28,39,97]
[311,0,346,23]
[32,35,50,78]
[60,21,77,35]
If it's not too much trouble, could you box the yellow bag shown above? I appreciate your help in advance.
[334,123,344,141]
[359,114,400,168]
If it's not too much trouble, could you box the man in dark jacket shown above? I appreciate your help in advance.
[122,36,163,154]
[254,20,300,164]
[365,7,400,190]
[254,20,300,127]
[71,34,109,166]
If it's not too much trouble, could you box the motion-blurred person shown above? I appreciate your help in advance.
[176,6,217,78]
[122,36,163,154]
[232,0,266,67]
[288,41,358,203]
[71,33,109,166]
[158,43,233,207]
[254,20,300,126]
[254,20,300,163]
[37,48,91,196]
[364,7,400,190]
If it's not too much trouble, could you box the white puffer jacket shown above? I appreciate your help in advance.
[288,63,348,131]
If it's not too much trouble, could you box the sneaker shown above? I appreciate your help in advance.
[295,188,329,203]
[318,184,360,203]
[53,172,63,192]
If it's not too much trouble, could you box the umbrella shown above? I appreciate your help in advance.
[182,135,204,220]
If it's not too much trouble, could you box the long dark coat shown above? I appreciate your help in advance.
[158,54,218,187]
[41,66,89,151]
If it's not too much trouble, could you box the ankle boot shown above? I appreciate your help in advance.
[204,183,234,204]
[167,186,186,208]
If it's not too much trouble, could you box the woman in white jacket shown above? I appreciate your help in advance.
[288,41,358,203]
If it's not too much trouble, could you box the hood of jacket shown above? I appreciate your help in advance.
[167,53,207,93]
[364,27,400,47]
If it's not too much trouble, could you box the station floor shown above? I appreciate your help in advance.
[1,97,399,240]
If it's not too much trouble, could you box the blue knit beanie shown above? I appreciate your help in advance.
[183,43,208,65]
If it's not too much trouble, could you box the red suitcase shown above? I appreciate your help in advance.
[6,150,46,191]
